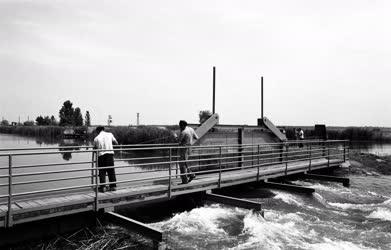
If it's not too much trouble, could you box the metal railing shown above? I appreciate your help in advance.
[0,140,349,227]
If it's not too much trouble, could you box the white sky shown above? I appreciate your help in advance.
[1,0,390,127]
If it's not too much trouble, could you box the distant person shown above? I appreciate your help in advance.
[298,128,304,148]
[94,126,118,192]
[178,120,198,184]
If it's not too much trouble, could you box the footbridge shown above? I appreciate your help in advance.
[0,139,349,248]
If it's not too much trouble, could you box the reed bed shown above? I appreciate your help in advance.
[0,125,64,138]
[29,222,153,250]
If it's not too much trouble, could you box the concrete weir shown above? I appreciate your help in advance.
[105,212,166,250]
[303,173,350,187]
[262,181,315,194]
[205,192,264,217]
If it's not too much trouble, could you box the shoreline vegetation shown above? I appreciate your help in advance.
[1,125,391,144]
[284,126,391,142]
[348,150,391,175]
[0,125,178,145]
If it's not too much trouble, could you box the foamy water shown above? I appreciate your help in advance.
[152,175,391,249]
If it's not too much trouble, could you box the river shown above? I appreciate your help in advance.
[1,133,391,249]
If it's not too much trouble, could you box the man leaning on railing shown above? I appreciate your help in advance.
[178,120,198,184]
[93,126,118,192]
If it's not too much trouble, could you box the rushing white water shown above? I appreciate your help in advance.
[151,175,391,249]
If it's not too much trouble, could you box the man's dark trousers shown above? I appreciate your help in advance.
[98,153,117,189]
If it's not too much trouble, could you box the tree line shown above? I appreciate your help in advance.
[1,100,91,127]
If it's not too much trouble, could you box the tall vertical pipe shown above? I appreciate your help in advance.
[213,66,216,114]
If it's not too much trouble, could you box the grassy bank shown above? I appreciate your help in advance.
[348,150,391,175]
[0,125,178,145]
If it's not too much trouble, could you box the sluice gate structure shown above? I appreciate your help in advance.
[0,138,349,248]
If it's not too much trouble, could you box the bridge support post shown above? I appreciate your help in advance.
[304,173,350,187]
[105,212,166,250]
[205,192,264,217]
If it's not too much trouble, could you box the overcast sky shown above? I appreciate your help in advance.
[1,0,390,127]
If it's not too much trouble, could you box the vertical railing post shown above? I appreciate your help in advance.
[175,147,178,179]
[309,143,312,172]
[218,146,222,188]
[257,145,260,182]
[327,143,330,168]
[279,143,284,163]
[7,155,13,227]
[91,149,95,188]
[168,148,172,199]
[343,140,346,162]
[285,144,289,175]
[251,145,254,168]
[94,150,99,211]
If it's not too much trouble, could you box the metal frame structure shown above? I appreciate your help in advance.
[0,140,349,228]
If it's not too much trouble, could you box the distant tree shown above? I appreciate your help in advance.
[199,110,212,124]
[1,119,9,126]
[23,120,34,126]
[73,107,83,126]
[43,116,51,125]
[36,116,51,126]
[50,115,57,125]
[85,111,91,126]
[36,116,44,125]
[59,100,75,126]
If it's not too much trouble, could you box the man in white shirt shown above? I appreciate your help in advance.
[94,126,118,192]
[298,128,304,148]
[178,120,199,184]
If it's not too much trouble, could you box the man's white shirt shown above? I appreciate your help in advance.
[93,131,118,156]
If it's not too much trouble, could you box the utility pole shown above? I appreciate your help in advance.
[212,66,216,114]
[108,115,112,127]
[137,113,140,126]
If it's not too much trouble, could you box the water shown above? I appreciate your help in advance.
[1,133,391,249]
[0,133,169,197]
[149,175,391,249]
[349,141,391,156]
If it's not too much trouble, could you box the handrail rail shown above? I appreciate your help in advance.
[0,140,349,156]
[0,140,348,228]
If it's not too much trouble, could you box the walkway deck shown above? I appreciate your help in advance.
[0,156,343,228]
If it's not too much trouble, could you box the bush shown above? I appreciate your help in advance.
[107,126,177,145]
